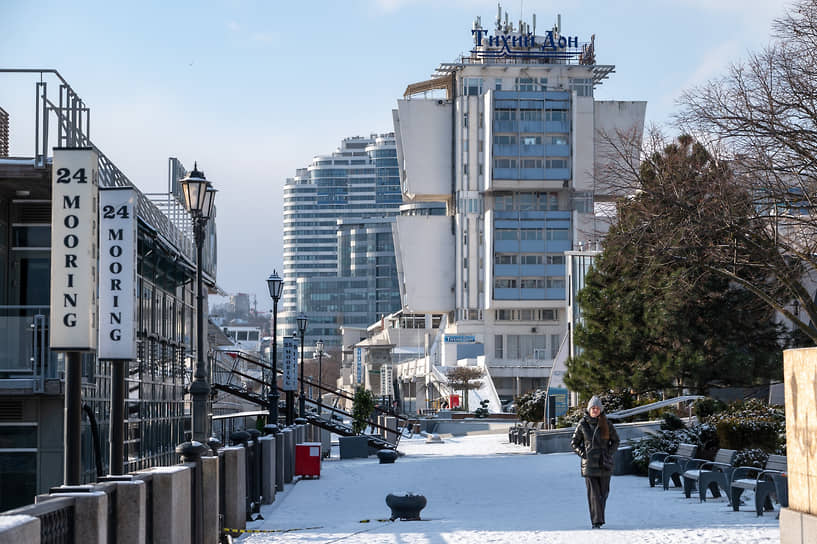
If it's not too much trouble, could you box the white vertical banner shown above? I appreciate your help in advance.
[98,188,137,359]
[355,347,363,385]
[380,363,393,396]
[282,336,298,391]
[50,148,99,351]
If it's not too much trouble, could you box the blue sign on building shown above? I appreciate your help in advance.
[444,334,477,343]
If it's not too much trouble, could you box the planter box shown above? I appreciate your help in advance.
[339,436,369,459]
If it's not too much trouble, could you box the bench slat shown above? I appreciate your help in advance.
[713,449,737,465]
[765,455,787,472]
[677,444,697,457]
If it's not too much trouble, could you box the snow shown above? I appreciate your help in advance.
[241,433,779,543]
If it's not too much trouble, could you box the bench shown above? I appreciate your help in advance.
[729,454,788,516]
[682,449,738,503]
[648,443,698,490]
[522,422,544,447]
[509,421,530,444]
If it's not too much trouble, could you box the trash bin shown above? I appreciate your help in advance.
[295,442,321,479]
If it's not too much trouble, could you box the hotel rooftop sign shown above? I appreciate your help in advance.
[471,28,594,63]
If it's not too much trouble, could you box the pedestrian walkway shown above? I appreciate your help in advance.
[240,434,779,543]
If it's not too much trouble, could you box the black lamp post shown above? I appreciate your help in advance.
[315,339,324,414]
[180,163,217,443]
[297,313,308,418]
[266,271,284,425]
[287,333,297,425]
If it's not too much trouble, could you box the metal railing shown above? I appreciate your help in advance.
[3,496,75,544]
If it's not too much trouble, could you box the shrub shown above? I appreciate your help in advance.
[352,387,375,434]
[694,397,726,420]
[734,448,769,469]
[661,412,685,431]
[516,390,546,422]
[705,399,785,453]
[713,417,780,452]
[630,423,720,474]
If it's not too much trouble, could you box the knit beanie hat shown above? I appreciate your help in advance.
[587,395,604,412]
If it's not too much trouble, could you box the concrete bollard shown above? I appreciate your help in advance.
[222,446,246,534]
[385,416,398,443]
[274,432,285,492]
[378,415,386,438]
[145,466,191,544]
[320,425,331,458]
[259,435,276,504]
[38,489,108,544]
[201,456,220,544]
[282,428,295,483]
[114,480,146,544]
[0,515,40,543]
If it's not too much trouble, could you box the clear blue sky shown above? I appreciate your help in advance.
[0,0,790,308]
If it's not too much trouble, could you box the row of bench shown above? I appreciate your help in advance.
[647,443,788,516]
[508,421,545,447]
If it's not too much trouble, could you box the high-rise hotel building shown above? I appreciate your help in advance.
[391,9,646,401]
[280,134,402,351]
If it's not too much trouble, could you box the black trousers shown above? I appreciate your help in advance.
[585,475,611,525]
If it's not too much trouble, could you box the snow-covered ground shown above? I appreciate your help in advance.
[240,433,779,543]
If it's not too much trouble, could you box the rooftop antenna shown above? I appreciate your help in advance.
[496,3,501,31]
[557,14,561,34]
[533,13,536,35]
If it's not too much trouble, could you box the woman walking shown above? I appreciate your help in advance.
[570,395,620,528]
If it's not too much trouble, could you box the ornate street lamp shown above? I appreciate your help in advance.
[266,271,284,425]
[315,339,324,414]
[180,163,217,443]
[297,313,308,418]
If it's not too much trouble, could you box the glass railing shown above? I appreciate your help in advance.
[0,306,60,386]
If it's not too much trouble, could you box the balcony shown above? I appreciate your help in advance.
[0,306,61,391]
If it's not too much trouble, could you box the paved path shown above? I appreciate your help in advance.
[240,434,779,543]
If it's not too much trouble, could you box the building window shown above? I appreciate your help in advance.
[551,333,562,358]
[546,254,565,265]
[521,159,543,169]
[495,229,517,240]
[494,158,517,169]
[545,159,568,169]
[515,77,547,91]
[495,78,503,90]
[521,278,545,288]
[495,254,517,264]
[521,135,542,146]
[546,110,568,122]
[570,78,593,97]
[517,193,535,210]
[521,254,544,265]
[495,335,503,358]
[495,193,514,211]
[549,134,568,145]
[546,228,569,240]
[494,134,517,145]
[494,278,517,288]
[494,109,516,121]
[546,277,566,288]
[464,78,484,96]
[520,229,543,240]
[519,109,542,121]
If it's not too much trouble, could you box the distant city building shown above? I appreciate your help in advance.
[230,292,251,318]
[280,133,403,352]
[388,7,646,407]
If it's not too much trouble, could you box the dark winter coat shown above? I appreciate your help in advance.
[570,413,620,477]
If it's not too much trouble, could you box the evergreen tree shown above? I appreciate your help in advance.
[566,136,783,397]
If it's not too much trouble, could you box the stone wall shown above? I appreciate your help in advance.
[781,347,817,544]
